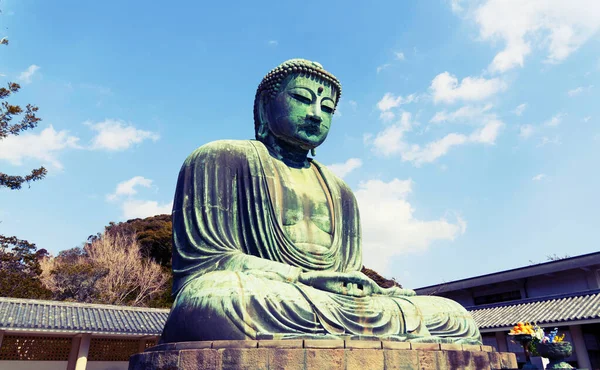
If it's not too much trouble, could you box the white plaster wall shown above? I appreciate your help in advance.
[0,361,67,370]
[87,361,129,370]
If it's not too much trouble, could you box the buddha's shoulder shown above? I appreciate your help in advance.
[185,140,262,162]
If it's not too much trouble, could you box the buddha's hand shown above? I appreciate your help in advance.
[298,271,380,297]
[376,286,417,297]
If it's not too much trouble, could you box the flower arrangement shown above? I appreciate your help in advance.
[508,323,567,357]
[542,328,565,344]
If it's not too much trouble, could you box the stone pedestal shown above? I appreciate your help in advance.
[129,339,518,370]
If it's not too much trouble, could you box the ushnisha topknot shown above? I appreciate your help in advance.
[254,59,342,138]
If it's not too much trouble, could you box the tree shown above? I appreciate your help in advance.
[0,235,52,299]
[39,247,107,302]
[40,232,169,307]
[0,16,50,299]
[102,214,173,268]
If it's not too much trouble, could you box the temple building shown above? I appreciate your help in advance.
[1,251,598,369]
[415,251,600,370]
[0,298,168,370]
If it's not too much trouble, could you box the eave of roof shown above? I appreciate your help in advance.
[466,289,600,330]
[415,251,600,294]
[0,297,169,336]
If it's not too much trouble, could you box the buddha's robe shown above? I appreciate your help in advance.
[159,140,481,343]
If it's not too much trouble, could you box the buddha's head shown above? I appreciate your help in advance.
[254,59,342,151]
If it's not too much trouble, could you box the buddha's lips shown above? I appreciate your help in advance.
[301,123,321,135]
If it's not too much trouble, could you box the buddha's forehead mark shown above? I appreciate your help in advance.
[318,86,324,95]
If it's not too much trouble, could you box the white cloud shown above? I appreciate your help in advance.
[469,118,503,144]
[18,65,40,84]
[532,173,546,181]
[0,125,80,169]
[401,133,469,165]
[372,124,407,157]
[472,0,600,73]
[267,40,278,47]
[538,136,561,147]
[376,64,391,74]
[567,85,593,96]
[519,124,535,139]
[348,100,358,111]
[87,119,159,151]
[377,93,417,112]
[327,158,362,179]
[380,111,395,122]
[430,104,493,123]
[372,112,502,165]
[107,176,153,201]
[121,200,173,219]
[450,0,465,12]
[355,178,466,275]
[544,113,566,127]
[514,103,527,116]
[430,72,506,104]
[395,52,405,61]
[583,116,592,122]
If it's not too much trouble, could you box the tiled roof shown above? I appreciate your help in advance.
[468,289,600,329]
[0,297,169,335]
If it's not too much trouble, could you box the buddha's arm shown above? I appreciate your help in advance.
[227,252,302,283]
[298,270,416,297]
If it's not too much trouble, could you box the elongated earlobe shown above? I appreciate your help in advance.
[257,123,268,140]
[311,148,316,156]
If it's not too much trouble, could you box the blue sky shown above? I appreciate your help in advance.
[1,0,599,289]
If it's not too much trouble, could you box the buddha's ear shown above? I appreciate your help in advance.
[256,92,270,140]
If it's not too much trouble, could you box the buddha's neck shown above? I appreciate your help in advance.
[262,135,311,169]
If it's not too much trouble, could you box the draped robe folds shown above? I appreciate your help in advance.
[159,140,481,344]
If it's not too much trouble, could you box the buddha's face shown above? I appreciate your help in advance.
[263,73,337,150]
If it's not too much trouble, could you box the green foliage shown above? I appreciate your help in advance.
[103,214,173,268]
[0,82,46,189]
[0,235,52,299]
[0,30,49,299]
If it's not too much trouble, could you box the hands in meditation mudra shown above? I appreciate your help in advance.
[160,59,481,344]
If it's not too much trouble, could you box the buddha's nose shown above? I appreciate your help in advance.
[308,105,323,123]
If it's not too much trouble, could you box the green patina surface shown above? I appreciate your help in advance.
[159,59,482,344]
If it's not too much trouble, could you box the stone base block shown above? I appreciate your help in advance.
[129,340,518,370]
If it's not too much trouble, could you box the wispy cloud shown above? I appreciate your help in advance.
[376,64,391,73]
[0,125,81,169]
[429,72,506,104]
[532,173,546,181]
[537,136,561,147]
[430,104,493,124]
[106,176,153,201]
[377,93,418,112]
[519,124,535,139]
[370,110,503,165]
[18,65,40,84]
[267,40,278,47]
[86,119,159,151]
[514,103,527,116]
[395,52,406,61]
[121,200,173,219]
[544,113,566,127]
[567,85,593,96]
[107,176,172,219]
[327,158,362,179]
